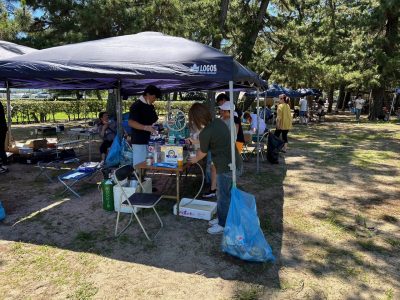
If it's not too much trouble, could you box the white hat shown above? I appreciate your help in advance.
[218,101,235,111]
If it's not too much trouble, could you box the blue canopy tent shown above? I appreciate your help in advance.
[0,40,36,147]
[297,88,322,97]
[0,32,267,180]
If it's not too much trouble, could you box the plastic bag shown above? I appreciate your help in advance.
[120,138,133,166]
[222,187,275,262]
[105,135,121,167]
[0,201,6,221]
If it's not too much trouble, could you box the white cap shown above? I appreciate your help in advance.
[218,101,235,111]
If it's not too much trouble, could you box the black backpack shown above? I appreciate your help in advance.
[267,134,285,164]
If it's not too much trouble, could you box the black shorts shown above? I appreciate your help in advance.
[100,140,113,154]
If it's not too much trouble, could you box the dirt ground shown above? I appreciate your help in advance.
[0,114,399,299]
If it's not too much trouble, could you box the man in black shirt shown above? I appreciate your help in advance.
[128,85,161,166]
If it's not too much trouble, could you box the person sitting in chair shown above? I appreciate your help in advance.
[97,111,116,162]
[243,111,267,135]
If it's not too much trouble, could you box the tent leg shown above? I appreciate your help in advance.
[6,81,11,150]
[229,81,236,187]
[115,80,122,136]
[256,89,260,173]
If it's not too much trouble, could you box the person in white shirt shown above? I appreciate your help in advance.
[243,112,267,134]
[299,97,308,125]
[354,94,365,121]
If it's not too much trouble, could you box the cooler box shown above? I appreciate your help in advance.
[173,198,217,220]
[113,178,152,213]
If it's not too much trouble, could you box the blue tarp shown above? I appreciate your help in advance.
[0,32,266,92]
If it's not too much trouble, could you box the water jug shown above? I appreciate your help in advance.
[101,179,114,211]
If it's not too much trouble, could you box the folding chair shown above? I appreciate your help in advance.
[243,131,269,161]
[113,164,165,241]
[58,163,101,198]
[36,157,80,182]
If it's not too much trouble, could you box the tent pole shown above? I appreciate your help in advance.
[264,96,267,123]
[116,80,122,135]
[229,81,236,187]
[83,90,87,122]
[6,81,11,150]
[256,89,260,173]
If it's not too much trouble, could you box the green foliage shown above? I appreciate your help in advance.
[2,0,400,116]
[4,99,198,123]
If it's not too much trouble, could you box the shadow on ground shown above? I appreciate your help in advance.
[0,153,287,294]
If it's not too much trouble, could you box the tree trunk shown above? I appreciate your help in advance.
[96,90,102,100]
[327,85,334,113]
[237,0,270,65]
[343,91,351,111]
[212,0,229,49]
[106,90,117,119]
[369,87,385,120]
[336,83,345,112]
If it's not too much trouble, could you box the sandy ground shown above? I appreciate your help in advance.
[0,115,399,299]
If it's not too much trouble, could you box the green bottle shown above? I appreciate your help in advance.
[102,179,114,211]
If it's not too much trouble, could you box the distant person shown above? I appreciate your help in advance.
[348,99,354,113]
[354,94,366,121]
[128,85,161,166]
[97,111,117,162]
[299,97,308,125]
[275,94,293,152]
[266,105,273,121]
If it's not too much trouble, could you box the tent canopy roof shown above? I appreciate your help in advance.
[0,40,36,60]
[0,32,266,92]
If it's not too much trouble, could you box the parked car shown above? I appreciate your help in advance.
[32,92,53,99]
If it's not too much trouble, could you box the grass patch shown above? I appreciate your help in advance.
[357,239,387,253]
[384,237,400,249]
[233,284,264,300]
[351,150,399,168]
[381,214,398,224]
[73,231,98,251]
[355,214,367,227]
[67,282,98,300]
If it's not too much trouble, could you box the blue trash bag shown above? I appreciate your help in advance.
[222,187,275,262]
[105,135,122,167]
[120,138,133,166]
[122,120,133,135]
[0,201,6,221]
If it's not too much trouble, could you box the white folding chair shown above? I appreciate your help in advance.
[113,164,165,241]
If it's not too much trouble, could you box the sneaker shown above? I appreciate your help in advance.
[0,166,9,174]
[202,189,216,198]
[207,224,224,235]
[208,218,219,226]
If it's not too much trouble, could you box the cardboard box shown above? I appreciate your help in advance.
[113,178,152,213]
[25,139,48,150]
[173,198,217,220]
[161,145,183,164]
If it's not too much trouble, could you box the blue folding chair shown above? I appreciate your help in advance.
[58,166,100,198]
